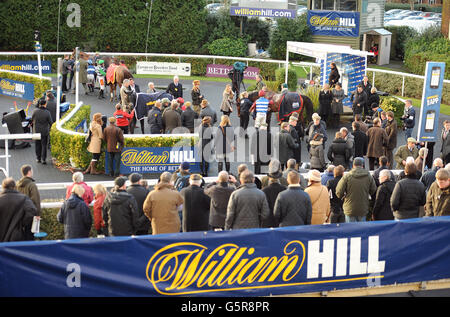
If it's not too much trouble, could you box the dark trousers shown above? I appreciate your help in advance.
[384,148,394,169]
[35,134,49,161]
[108,152,121,177]
[330,211,345,223]
[444,153,450,165]
[62,74,68,92]
[368,157,379,171]
[240,112,249,134]
[119,125,129,134]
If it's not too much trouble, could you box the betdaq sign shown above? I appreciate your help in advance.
[0,60,52,74]
[0,77,35,100]
[105,146,200,174]
[307,10,360,37]
[136,62,191,76]
[206,64,260,80]
[1,217,449,296]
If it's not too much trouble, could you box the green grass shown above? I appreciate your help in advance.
[393,95,450,116]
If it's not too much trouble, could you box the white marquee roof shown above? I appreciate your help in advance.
[286,41,374,59]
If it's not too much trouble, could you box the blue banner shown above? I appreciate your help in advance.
[105,146,200,175]
[319,53,366,108]
[1,217,449,296]
[307,10,360,37]
[0,77,35,100]
[230,6,296,19]
[417,62,446,142]
[0,60,52,74]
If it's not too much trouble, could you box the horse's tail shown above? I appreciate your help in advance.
[301,94,314,124]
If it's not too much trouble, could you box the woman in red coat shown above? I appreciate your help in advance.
[113,103,134,134]
[93,184,107,235]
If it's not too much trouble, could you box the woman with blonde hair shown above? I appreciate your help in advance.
[191,80,203,114]
[93,184,107,235]
[220,84,234,116]
[215,115,235,173]
[85,112,103,175]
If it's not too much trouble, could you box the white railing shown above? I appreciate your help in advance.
[0,133,41,177]
[26,170,404,209]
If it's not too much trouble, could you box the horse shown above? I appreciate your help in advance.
[248,90,314,127]
[106,62,133,102]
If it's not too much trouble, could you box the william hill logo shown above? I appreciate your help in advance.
[146,237,385,295]
[310,16,356,28]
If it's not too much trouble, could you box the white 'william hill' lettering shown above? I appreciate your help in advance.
[307,236,385,279]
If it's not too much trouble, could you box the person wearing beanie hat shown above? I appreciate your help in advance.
[102,177,139,237]
[172,162,192,193]
[305,169,330,224]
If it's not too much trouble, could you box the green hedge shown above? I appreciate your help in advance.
[50,104,197,172]
[275,68,298,91]
[0,70,51,99]
[380,96,405,127]
[367,71,450,105]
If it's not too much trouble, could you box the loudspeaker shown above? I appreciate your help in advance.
[3,110,25,134]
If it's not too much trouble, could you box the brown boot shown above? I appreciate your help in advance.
[83,161,93,174]
[91,160,101,175]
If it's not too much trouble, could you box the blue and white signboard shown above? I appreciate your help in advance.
[0,60,52,74]
[417,62,446,142]
[307,10,360,37]
[0,77,35,100]
[105,146,200,175]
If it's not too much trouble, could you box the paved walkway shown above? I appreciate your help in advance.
[0,76,448,200]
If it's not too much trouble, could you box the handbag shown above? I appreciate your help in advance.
[85,129,92,144]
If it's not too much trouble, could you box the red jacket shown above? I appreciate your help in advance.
[66,182,94,207]
[93,193,106,231]
[114,109,134,127]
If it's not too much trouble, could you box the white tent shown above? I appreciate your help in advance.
[284,41,374,85]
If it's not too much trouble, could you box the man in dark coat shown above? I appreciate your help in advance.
[327,131,350,168]
[262,174,287,228]
[373,156,395,187]
[204,171,238,230]
[360,76,372,115]
[126,173,150,235]
[0,178,37,242]
[45,91,57,123]
[351,85,368,118]
[384,111,397,169]
[148,101,164,134]
[326,165,345,223]
[225,170,270,230]
[31,99,53,164]
[200,100,218,126]
[277,122,299,170]
[366,118,388,170]
[162,102,182,134]
[180,174,211,232]
[103,177,140,236]
[441,120,450,165]
[166,76,183,98]
[17,165,41,218]
[103,117,124,178]
[318,85,333,123]
[420,158,443,191]
[181,102,199,133]
[273,171,312,227]
[352,122,368,159]
[372,169,396,220]
[288,115,302,165]
[390,162,426,220]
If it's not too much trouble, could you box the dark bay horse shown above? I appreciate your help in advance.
[248,90,314,126]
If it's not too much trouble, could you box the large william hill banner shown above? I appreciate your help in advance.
[307,10,360,37]
[0,217,449,296]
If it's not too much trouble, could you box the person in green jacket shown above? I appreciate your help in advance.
[336,157,377,222]
[16,165,41,216]
[394,138,419,170]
